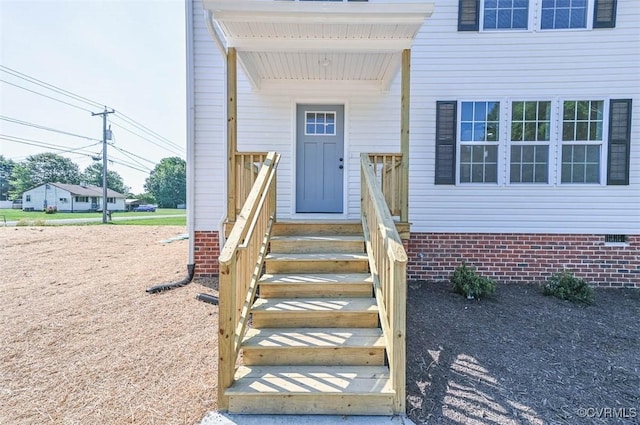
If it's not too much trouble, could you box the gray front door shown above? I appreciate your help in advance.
[296,104,344,213]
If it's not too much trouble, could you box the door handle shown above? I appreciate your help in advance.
[339,165,344,170]
[339,158,343,162]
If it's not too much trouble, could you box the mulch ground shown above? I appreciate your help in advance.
[406,281,640,425]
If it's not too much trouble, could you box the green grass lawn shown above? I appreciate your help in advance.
[0,208,186,226]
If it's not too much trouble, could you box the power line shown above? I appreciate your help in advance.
[0,65,104,110]
[2,66,184,175]
[109,121,183,156]
[0,79,94,113]
[2,66,183,152]
[0,115,101,142]
[110,145,157,165]
[112,113,183,151]
[0,134,100,156]
[107,156,152,174]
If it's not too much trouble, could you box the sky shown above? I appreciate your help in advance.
[0,0,187,194]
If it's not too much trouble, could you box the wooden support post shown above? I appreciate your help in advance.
[227,47,238,223]
[400,49,410,223]
[218,260,237,411]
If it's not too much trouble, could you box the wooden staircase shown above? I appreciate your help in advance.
[224,222,395,415]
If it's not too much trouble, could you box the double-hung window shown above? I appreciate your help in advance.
[459,101,500,183]
[483,0,529,30]
[510,101,551,183]
[560,100,604,183]
[541,0,588,29]
[435,98,632,186]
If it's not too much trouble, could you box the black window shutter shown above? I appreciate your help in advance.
[607,99,632,185]
[435,101,457,185]
[458,0,480,31]
[593,0,617,28]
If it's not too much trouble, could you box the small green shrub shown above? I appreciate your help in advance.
[451,262,496,300]
[543,270,595,305]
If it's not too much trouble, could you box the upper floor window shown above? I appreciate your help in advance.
[541,0,587,29]
[484,0,529,30]
[458,0,617,31]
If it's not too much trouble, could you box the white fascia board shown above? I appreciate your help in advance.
[226,38,415,53]
[205,10,228,56]
[202,1,434,24]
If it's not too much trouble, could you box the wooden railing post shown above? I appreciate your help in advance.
[400,49,410,223]
[217,258,237,410]
[227,47,238,223]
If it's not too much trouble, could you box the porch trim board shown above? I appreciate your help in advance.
[203,0,433,91]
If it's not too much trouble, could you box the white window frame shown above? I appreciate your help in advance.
[457,100,504,185]
[507,99,554,185]
[539,0,595,31]
[456,98,609,186]
[304,111,337,136]
[480,0,532,32]
[556,98,608,185]
[477,0,598,32]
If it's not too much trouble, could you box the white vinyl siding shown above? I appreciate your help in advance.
[409,0,639,234]
[191,0,227,231]
[190,0,639,235]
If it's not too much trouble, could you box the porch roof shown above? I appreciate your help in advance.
[202,0,434,91]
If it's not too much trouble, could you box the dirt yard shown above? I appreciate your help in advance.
[1,226,638,425]
[1,226,218,425]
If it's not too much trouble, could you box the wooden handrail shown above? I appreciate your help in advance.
[218,151,280,411]
[361,153,408,414]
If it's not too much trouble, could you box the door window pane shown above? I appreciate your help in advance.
[305,112,337,135]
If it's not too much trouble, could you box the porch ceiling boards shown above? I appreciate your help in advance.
[203,0,434,91]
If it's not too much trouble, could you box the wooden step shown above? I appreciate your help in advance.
[270,235,365,254]
[251,298,379,328]
[265,253,369,274]
[273,221,363,237]
[259,273,373,298]
[241,328,385,366]
[226,365,394,415]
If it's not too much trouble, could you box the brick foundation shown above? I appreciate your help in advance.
[406,233,639,288]
[194,231,220,277]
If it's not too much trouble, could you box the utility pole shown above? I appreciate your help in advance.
[92,107,115,223]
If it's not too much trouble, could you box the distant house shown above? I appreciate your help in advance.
[21,183,126,212]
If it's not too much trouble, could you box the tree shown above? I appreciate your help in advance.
[144,157,186,208]
[9,153,81,199]
[0,156,16,200]
[82,163,130,195]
